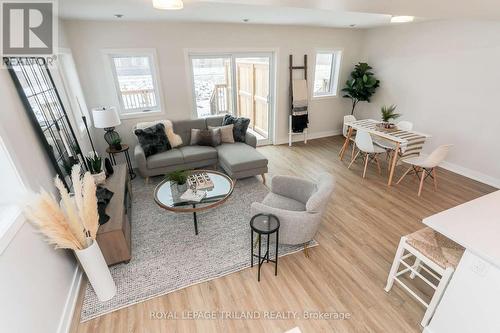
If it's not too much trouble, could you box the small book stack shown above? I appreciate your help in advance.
[180,189,206,202]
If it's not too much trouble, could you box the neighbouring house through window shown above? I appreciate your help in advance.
[313,50,342,97]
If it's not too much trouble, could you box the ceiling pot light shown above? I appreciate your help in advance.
[390,16,414,23]
[152,0,183,10]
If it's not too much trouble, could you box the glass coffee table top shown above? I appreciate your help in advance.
[154,170,234,213]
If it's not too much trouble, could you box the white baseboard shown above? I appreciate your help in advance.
[57,265,83,333]
[439,160,500,189]
[275,128,342,145]
[419,153,500,189]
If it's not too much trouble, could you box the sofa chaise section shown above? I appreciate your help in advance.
[216,143,268,180]
[134,116,268,181]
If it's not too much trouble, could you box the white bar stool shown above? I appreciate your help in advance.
[385,227,464,327]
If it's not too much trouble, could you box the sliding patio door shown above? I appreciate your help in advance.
[190,53,274,144]
[235,57,270,140]
[191,56,233,118]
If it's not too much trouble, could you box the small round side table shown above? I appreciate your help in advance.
[106,144,136,180]
[250,214,280,282]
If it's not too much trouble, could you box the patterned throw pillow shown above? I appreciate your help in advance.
[222,114,250,142]
[190,128,221,147]
[208,124,234,143]
[134,123,171,157]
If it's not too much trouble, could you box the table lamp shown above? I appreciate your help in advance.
[92,107,122,150]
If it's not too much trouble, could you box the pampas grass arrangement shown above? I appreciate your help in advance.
[25,164,117,301]
[25,164,100,250]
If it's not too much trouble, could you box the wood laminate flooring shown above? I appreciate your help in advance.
[70,136,496,333]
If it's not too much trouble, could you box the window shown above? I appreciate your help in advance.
[105,49,162,117]
[313,51,342,97]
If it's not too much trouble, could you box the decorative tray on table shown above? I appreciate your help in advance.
[376,123,398,131]
[187,172,214,190]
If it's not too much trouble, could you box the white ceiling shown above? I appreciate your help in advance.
[59,0,392,28]
[59,0,500,28]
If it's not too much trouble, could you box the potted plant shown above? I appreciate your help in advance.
[85,153,106,185]
[380,104,401,128]
[165,170,188,193]
[24,165,116,302]
[111,138,122,151]
[341,62,380,115]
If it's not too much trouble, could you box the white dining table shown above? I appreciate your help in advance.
[339,119,431,186]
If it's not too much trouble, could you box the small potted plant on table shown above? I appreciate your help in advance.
[111,138,122,151]
[380,104,401,129]
[165,170,188,196]
[86,153,106,184]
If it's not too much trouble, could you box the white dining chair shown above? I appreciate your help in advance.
[396,120,414,132]
[343,115,357,159]
[348,130,386,178]
[397,144,453,196]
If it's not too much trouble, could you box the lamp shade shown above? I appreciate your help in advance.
[152,0,183,10]
[92,107,121,129]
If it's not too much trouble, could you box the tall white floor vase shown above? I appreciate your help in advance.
[74,238,116,301]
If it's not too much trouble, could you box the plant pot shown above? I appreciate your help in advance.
[111,143,122,151]
[92,171,106,185]
[170,182,187,203]
[176,182,188,193]
[377,122,395,130]
[74,238,116,302]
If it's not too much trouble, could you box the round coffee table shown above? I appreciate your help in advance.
[154,170,235,235]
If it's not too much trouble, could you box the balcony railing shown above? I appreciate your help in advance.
[122,89,156,110]
[209,84,229,115]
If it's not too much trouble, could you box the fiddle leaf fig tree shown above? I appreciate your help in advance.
[341,62,380,115]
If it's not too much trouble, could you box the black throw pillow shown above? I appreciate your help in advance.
[96,186,114,225]
[134,123,171,157]
[222,114,250,142]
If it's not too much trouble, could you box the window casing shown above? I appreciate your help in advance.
[313,51,342,98]
[105,49,163,117]
[0,135,26,253]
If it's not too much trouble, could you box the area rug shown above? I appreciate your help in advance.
[80,175,318,322]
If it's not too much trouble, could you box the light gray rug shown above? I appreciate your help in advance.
[80,175,317,322]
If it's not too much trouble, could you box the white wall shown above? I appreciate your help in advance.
[62,20,363,161]
[358,20,500,187]
[0,21,80,333]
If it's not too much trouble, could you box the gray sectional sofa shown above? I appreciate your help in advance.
[134,116,268,181]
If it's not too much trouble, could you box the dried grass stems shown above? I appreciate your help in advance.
[25,165,100,251]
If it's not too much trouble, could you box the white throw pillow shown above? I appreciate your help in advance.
[208,124,235,143]
[135,120,183,148]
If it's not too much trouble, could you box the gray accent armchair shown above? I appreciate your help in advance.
[251,173,335,255]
